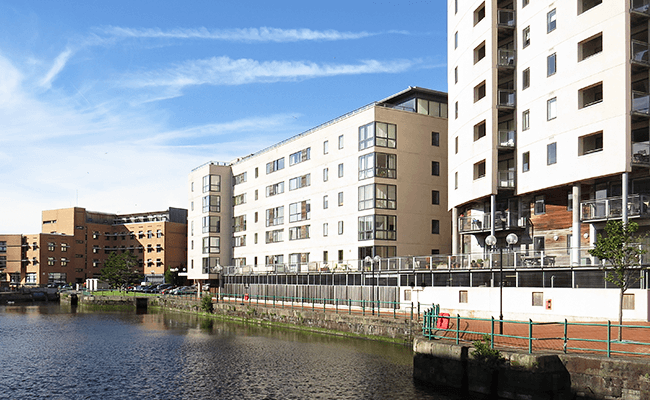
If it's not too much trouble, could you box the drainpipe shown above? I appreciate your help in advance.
[571,184,581,266]
[491,195,496,237]
[623,172,629,226]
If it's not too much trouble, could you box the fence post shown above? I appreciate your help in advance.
[607,320,611,357]
[563,319,568,354]
[336,299,338,314]
[273,295,276,307]
[456,314,460,344]
[323,298,326,312]
[393,301,396,319]
[491,317,495,349]
[417,302,420,321]
[362,300,365,316]
[377,299,380,317]
[312,298,315,312]
[349,298,351,315]
[410,302,413,321]
[528,319,533,354]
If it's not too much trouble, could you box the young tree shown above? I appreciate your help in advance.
[100,252,143,289]
[588,220,646,341]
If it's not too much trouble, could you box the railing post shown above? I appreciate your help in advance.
[417,302,421,321]
[410,302,413,321]
[456,314,460,344]
[393,301,396,319]
[273,295,276,307]
[323,298,326,312]
[607,320,611,357]
[563,319,568,354]
[377,299,380,317]
[336,299,338,314]
[528,319,533,354]
[491,317,495,349]
[349,298,351,315]
[362,300,365,316]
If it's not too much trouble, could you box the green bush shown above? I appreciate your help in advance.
[200,295,214,313]
[471,334,504,369]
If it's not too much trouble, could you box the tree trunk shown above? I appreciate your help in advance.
[618,288,624,341]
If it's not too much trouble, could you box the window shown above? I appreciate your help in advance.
[289,174,310,190]
[432,190,440,205]
[474,42,486,64]
[359,153,397,180]
[547,142,557,165]
[323,195,329,209]
[202,216,220,233]
[432,161,440,176]
[61,243,69,252]
[358,215,397,240]
[532,292,544,307]
[454,31,458,49]
[233,172,247,185]
[547,98,557,120]
[201,195,220,213]
[255,167,258,178]
[579,82,603,108]
[147,230,153,239]
[432,220,440,234]
[1,241,8,252]
[359,122,397,150]
[474,81,486,102]
[455,102,458,119]
[266,206,284,226]
[473,160,486,179]
[48,257,55,266]
[455,172,458,190]
[579,131,603,155]
[459,290,468,303]
[455,137,458,154]
[523,26,530,48]
[202,175,221,192]
[233,193,246,206]
[323,223,328,236]
[579,0,602,14]
[266,254,283,266]
[323,168,329,182]
[338,221,344,235]
[522,152,530,172]
[289,148,311,165]
[0,255,6,268]
[255,190,258,200]
[522,68,530,89]
[233,215,246,232]
[522,110,530,130]
[266,181,285,197]
[61,258,69,267]
[474,120,486,141]
[338,134,344,149]
[338,163,344,178]
[432,131,439,146]
[522,0,529,7]
[534,195,546,215]
[359,184,397,211]
[547,9,556,33]
[48,242,55,251]
[266,229,284,243]
[454,67,458,84]
[455,0,458,14]
[547,53,557,76]
[578,33,602,61]
[324,140,329,154]
[202,237,220,253]
[289,225,310,240]
[254,212,258,223]
[266,157,285,174]
[255,233,258,244]
[289,253,309,269]
[26,273,36,284]
[335,191,342,206]
[474,3,485,25]
[623,293,635,310]
[289,200,310,222]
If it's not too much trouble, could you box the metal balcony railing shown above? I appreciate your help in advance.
[632,40,650,64]
[458,211,525,233]
[632,91,650,115]
[497,9,515,27]
[497,49,516,67]
[497,130,516,148]
[498,170,516,189]
[632,0,650,15]
[580,194,650,221]
[632,141,650,165]
[497,90,516,108]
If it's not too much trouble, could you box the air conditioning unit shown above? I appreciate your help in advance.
[518,217,527,227]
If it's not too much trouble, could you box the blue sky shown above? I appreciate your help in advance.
[0,0,448,234]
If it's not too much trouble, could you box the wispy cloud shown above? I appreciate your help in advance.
[39,48,74,89]
[126,56,417,88]
[98,26,381,42]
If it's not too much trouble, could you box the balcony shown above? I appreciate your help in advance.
[633,141,650,165]
[497,49,516,67]
[497,130,516,149]
[580,194,650,221]
[497,170,516,189]
[632,0,650,15]
[497,9,515,27]
[632,91,650,115]
[459,211,525,234]
[632,40,650,65]
[497,90,516,108]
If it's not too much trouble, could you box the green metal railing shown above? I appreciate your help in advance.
[422,307,650,358]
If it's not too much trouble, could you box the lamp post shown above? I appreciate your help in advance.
[364,255,381,315]
[485,233,518,334]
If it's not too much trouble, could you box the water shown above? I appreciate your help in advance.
[0,304,463,400]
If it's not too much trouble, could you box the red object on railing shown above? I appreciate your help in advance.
[437,312,450,329]
[244,293,249,301]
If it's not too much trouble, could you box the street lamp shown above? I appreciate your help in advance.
[485,233,518,334]
[364,255,381,315]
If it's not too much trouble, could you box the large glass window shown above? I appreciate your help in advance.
[202,237,220,254]
[289,200,311,222]
[233,193,246,206]
[289,174,311,190]
[289,148,311,166]
[266,206,284,226]
[358,184,397,211]
[266,181,284,197]
[0,241,5,252]
[266,254,284,266]
[358,215,397,241]
[359,153,396,180]
[266,157,285,174]
[233,215,246,232]
[202,195,220,213]
[289,225,310,241]
[202,175,221,192]
[358,122,397,150]
[265,229,284,243]
[547,9,556,33]
[202,216,220,233]
[233,172,247,185]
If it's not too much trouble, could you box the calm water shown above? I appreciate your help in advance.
[0,303,464,400]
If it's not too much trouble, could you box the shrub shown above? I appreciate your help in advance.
[200,295,214,313]
[471,334,504,369]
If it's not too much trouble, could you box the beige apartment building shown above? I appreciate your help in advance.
[0,207,187,287]
[187,87,450,283]
[448,0,650,265]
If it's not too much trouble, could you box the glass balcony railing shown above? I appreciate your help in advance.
[497,130,516,148]
[633,141,650,164]
[632,0,650,15]
[580,194,650,221]
[458,211,524,233]
[632,91,650,115]
[498,170,516,189]
[497,90,516,108]
[632,40,650,64]
[497,49,516,67]
[497,9,515,27]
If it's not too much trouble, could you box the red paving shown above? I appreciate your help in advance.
[212,296,650,358]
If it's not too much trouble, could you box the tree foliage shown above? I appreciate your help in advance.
[165,268,181,286]
[100,252,143,288]
[588,220,646,340]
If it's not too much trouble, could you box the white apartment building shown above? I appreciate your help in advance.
[187,87,450,283]
[448,0,650,265]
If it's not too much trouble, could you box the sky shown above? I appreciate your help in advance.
[0,0,448,234]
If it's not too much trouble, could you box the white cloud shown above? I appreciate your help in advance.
[126,56,417,88]
[39,48,74,89]
[98,26,378,42]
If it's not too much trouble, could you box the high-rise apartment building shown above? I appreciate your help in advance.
[448,0,650,263]
[187,87,450,283]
